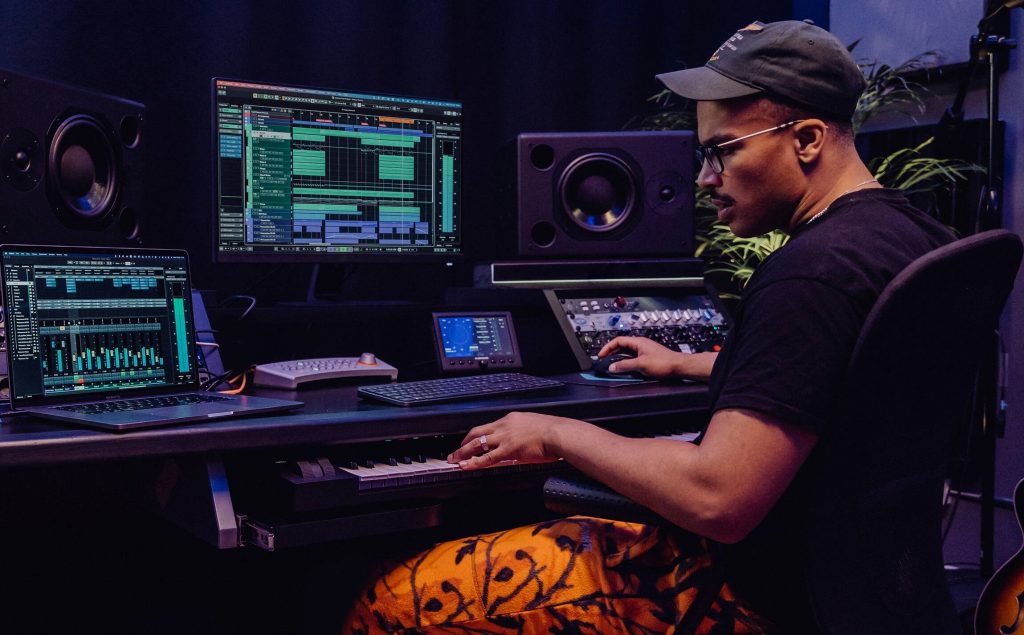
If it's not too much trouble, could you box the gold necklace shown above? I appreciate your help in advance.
[805,178,880,226]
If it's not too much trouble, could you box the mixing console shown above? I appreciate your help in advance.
[544,288,730,369]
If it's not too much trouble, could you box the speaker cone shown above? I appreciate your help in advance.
[558,153,636,232]
[47,113,120,225]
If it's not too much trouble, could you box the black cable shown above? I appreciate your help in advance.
[202,369,240,391]
[220,295,256,320]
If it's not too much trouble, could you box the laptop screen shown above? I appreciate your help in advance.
[1,246,199,405]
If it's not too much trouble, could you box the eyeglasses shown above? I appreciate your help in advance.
[695,119,805,174]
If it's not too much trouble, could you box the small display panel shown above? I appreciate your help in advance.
[432,311,522,372]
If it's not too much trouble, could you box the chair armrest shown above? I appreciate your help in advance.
[543,475,668,525]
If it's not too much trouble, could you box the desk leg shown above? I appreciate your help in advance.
[149,455,239,549]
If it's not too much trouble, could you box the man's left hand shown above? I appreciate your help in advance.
[447,412,574,470]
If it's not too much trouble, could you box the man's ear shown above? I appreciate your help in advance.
[793,119,828,165]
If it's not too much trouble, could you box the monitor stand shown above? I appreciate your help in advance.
[276,264,420,307]
[304,264,331,305]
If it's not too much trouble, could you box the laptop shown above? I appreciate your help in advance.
[0,245,302,431]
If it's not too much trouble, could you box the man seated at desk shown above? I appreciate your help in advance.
[344,20,958,634]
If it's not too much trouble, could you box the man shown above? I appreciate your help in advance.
[345,20,958,634]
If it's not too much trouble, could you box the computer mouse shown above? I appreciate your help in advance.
[590,353,645,379]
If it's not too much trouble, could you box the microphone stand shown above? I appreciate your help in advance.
[936,1,1017,578]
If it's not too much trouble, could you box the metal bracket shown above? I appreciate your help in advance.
[149,455,239,549]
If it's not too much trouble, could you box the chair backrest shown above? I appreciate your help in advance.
[805,229,1023,634]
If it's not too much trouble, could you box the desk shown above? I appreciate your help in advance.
[0,377,708,633]
[0,375,708,468]
[0,376,708,549]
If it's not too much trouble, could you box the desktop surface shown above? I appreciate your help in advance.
[0,376,709,468]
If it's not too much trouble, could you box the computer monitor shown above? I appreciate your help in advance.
[212,78,463,262]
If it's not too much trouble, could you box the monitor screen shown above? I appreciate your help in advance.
[213,78,463,262]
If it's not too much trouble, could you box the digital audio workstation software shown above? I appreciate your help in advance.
[2,249,197,401]
[213,78,463,261]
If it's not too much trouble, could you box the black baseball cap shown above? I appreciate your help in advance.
[656,20,866,120]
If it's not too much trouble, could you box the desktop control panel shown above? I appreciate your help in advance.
[253,354,397,389]
[543,288,730,370]
[432,311,523,372]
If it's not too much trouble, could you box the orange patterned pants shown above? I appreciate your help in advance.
[343,516,772,634]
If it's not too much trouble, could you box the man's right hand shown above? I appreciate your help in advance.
[597,336,717,381]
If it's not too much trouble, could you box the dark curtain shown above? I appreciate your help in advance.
[0,0,797,300]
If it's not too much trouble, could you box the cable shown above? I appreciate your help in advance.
[202,364,256,393]
[982,0,1024,25]
[218,372,247,395]
[201,369,239,391]
[235,264,295,296]
[221,295,257,320]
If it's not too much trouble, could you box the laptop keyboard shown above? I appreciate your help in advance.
[56,393,232,414]
[357,372,564,406]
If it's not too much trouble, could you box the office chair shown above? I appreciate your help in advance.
[544,229,1023,634]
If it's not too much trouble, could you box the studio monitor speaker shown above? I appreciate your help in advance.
[0,69,144,246]
[510,131,694,258]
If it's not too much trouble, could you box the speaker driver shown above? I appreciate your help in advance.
[558,153,636,232]
[47,112,120,224]
[1,127,43,192]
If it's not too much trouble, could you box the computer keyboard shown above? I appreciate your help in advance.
[357,372,565,407]
[56,393,231,414]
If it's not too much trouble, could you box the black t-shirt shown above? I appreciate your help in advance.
[705,188,954,631]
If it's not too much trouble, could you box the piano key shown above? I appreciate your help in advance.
[277,429,701,512]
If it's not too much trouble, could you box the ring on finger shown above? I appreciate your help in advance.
[479,434,489,453]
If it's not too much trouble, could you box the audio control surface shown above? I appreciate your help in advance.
[544,288,730,370]
[253,354,398,389]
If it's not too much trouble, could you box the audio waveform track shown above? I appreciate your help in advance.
[215,79,462,259]
[249,110,436,248]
